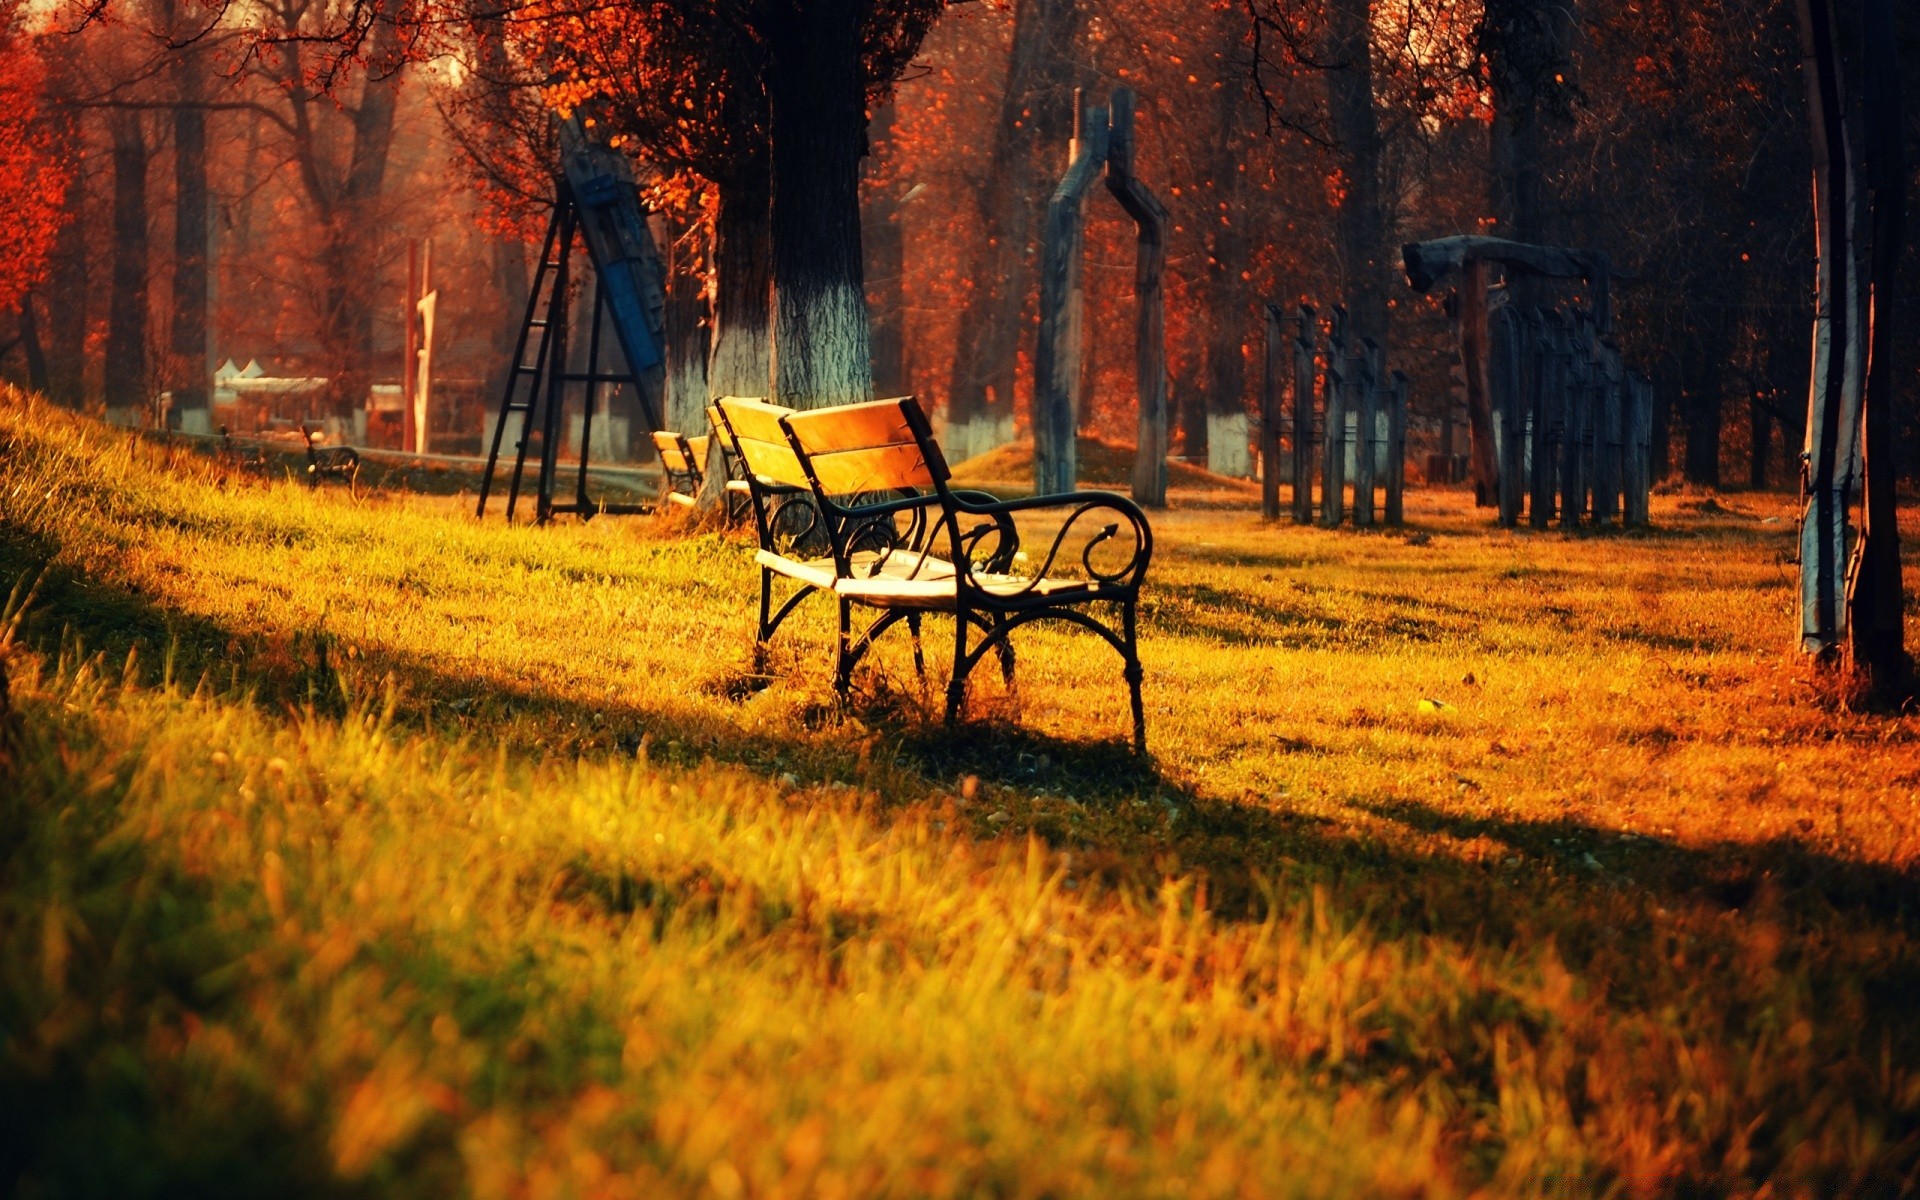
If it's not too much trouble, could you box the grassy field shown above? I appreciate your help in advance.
[2,390,1918,1198]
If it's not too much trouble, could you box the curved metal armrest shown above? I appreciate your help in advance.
[947,489,1152,590]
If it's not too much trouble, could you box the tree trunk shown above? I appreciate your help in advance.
[944,0,1084,455]
[106,110,150,415]
[1795,0,1865,657]
[767,0,872,409]
[44,152,87,406]
[661,213,711,433]
[699,143,774,510]
[1680,316,1730,486]
[489,234,530,406]
[863,100,907,398]
[1201,78,1252,476]
[1325,0,1389,351]
[170,94,211,430]
[17,294,48,395]
[1843,0,1909,697]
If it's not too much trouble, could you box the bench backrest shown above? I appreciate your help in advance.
[715,397,808,489]
[779,397,949,496]
[651,430,699,476]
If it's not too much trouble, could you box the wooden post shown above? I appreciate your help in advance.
[1351,338,1378,527]
[1460,259,1498,507]
[1034,92,1108,496]
[1559,326,1586,526]
[1594,341,1624,524]
[1260,304,1284,518]
[1623,371,1652,527]
[1321,311,1347,528]
[1492,306,1524,528]
[1291,305,1317,524]
[403,239,420,452]
[1104,88,1169,509]
[1385,369,1408,525]
[1526,309,1553,528]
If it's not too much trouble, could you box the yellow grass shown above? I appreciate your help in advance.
[2,390,1918,1197]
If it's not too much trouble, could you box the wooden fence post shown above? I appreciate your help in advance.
[1261,304,1284,518]
[1624,372,1653,526]
[1352,338,1379,527]
[1104,88,1169,509]
[1492,307,1524,528]
[1291,305,1317,524]
[1385,369,1408,525]
[1320,312,1348,527]
[1034,92,1108,497]
[1594,341,1624,524]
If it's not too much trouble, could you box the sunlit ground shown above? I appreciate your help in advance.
[3,391,1917,1197]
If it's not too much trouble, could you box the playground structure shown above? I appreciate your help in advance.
[476,119,671,523]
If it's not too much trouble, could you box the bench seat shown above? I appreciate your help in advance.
[835,572,1106,607]
[755,548,957,593]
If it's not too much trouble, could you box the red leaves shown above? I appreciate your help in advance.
[0,1,71,315]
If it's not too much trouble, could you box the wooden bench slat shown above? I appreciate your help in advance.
[733,436,810,489]
[802,442,937,494]
[717,397,793,445]
[779,397,922,455]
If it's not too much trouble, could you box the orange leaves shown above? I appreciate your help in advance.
[0,4,71,315]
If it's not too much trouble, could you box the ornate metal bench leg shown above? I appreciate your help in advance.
[1123,601,1146,754]
[946,605,970,726]
[907,612,925,679]
[755,570,774,670]
[991,613,1016,686]
[834,598,854,700]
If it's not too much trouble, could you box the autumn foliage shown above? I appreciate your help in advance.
[0,0,70,317]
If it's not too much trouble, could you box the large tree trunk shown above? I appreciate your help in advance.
[43,164,88,407]
[1843,0,1909,697]
[766,0,872,409]
[1201,78,1252,476]
[944,0,1084,456]
[698,141,774,510]
[105,111,150,415]
[170,96,211,431]
[1325,0,1389,351]
[1794,0,1865,658]
[488,234,529,407]
[661,213,711,433]
[1681,314,1731,486]
[863,100,907,398]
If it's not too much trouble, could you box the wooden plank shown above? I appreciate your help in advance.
[1385,369,1408,525]
[799,442,937,494]
[1291,305,1317,525]
[780,396,918,454]
[717,396,795,445]
[1260,304,1283,519]
[1402,235,1615,334]
[651,431,690,473]
[732,437,810,489]
[1034,93,1108,496]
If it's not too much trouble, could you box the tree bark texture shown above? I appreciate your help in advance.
[1843,0,1909,695]
[767,0,872,409]
[1325,0,1389,351]
[945,0,1084,447]
[661,214,711,434]
[863,100,907,398]
[1795,0,1865,657]
[106,110,150,414]
[170,47,210,428]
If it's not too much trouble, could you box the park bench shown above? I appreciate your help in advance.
[712,396,952,662]
[650,430,711,508]
[776,395,1153,751]
[301,426,360,490]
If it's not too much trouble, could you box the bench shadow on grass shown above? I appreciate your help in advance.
[11,534,1920,946]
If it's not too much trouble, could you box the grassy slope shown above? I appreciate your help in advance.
[2,392,1918,1198]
